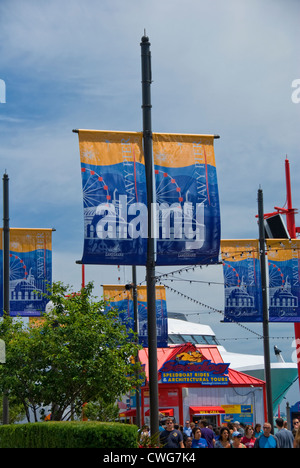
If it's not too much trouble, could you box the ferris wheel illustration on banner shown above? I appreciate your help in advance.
[9,253,28,281]
[154,168,183,204]
[268,261,285,288]
[223,262,241,288]
[81,166,112,208]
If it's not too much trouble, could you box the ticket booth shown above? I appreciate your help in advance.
[189,406,226,427]
[134,342,267,427]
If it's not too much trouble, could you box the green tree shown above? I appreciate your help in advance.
[83,398,120,422]
[0,282,143,422]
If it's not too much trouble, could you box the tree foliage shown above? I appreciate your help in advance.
[0,282,143,422]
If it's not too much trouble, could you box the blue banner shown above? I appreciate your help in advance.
[153,133,221,265]
[267,239,300,322]
[79,130,147,265]
[0,229,52,317]
[77,131,221,266]
[103,285,168,347]
[221,240,263,322]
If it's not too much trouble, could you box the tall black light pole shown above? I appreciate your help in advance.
[258,188,273,428]
[140,33,159,436]
[2,172,10,424]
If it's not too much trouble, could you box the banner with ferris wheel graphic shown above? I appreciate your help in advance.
[102,284,168,347]
[267,239,300,322]
[77,130,220,266]
[78,130,147,265]
[152,133,220,265]
[221,240,263,323]
[0,228,52,317]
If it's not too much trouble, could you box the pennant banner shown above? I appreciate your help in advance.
[103,284,168,347]
[221,240,263,322]
[78,130,147,265]
[153,133,220,265]
[77,130,220,266]
[0,228,52,317]
[267,239,300,322]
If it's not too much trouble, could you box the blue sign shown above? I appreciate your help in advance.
[160,359,229,386]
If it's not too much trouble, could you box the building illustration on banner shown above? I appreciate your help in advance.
[222,254,262,321]
[8,251,49,316]
[269,273,299,319]
[10,264,43,303]
[224,276,257,318]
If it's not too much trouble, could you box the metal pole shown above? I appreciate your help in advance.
[140,33,159,436]
[2,172,10,424]
[132,265,141,428]
[258,188,274,428]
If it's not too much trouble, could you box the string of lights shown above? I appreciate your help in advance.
[219,336,294,341]
[154,238,300,283]
[157,280,263,339]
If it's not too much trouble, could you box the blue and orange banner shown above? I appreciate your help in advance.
[78,130,147,265]
[221,240,263,322]
[77,130,220,266]
[102,284,168,347]
[0,228,52,317]
[267,239,300,322]
[153,133,220,265]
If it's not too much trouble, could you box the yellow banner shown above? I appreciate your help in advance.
[103,284,166,304]
[266,239,300,262]
[221,239,259,261]
[153,133,216,168]
[0,228,52,252]
[78,130,144,167]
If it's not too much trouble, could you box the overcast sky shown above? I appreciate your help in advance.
[1,0,300,405]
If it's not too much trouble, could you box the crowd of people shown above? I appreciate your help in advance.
[139,416,300,448]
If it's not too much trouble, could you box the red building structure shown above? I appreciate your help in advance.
[120,342,267,428]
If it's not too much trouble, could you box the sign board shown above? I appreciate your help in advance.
[159,350,229,386]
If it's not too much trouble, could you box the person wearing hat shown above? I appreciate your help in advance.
[232,431,246,448]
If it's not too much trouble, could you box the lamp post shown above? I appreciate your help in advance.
[2,172,10,424]
[258,188,273,427]
[140,33,159,436]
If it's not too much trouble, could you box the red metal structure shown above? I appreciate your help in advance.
[138,343,267,426]
[263,158,300,390]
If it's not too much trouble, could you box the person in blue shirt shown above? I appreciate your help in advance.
[275,417,294,448]
[254,423,263,438]
[183,420,193,438]
[191,427,208,448]
[254,422,278,448]
[160,418,184,448]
